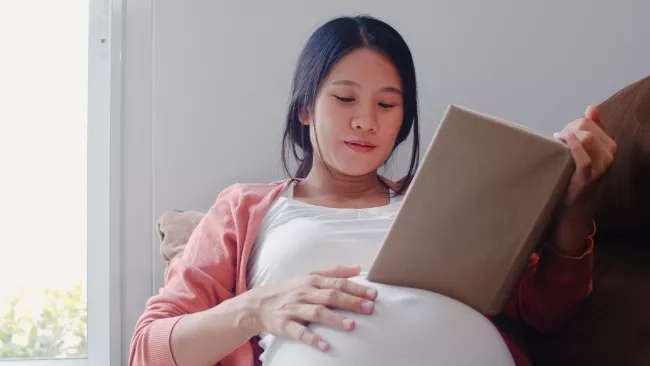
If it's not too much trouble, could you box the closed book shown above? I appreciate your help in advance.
[366,105,575,315]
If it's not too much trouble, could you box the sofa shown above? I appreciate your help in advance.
[524,75,650,366]
[156,75,650,365]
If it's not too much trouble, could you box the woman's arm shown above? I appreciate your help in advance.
[129,185,247,366]
[503,224,595,334]
[167,280,259,366]
[130,262,259,366]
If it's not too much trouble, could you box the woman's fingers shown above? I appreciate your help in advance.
[553,111,618,187]
[573,130,601,163]
[308,273,377,300]
[255,266,378,352]
[297,303,356,330]
[282,303,356,352]
[576,117,615,152]
[311,264,361,278]
[555,115,616,156]
[269,265,378,352]
[552,132,567,144]
[567,132,593,185]
[584,104,602,126]
[303,287,375,314]
[566,129,613,178]
[283,320,330,351]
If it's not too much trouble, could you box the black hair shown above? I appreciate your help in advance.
[281,15,420,194]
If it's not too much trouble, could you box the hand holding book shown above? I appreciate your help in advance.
[552,105,617,256]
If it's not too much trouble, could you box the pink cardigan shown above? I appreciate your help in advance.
[130,178,594,366]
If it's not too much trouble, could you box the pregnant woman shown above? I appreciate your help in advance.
[130,15,616,366]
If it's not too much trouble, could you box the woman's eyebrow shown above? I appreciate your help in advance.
[331,79,402,94]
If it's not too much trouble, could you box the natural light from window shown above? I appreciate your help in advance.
[0,1,89,360]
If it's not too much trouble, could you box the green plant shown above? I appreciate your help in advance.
[0,282,87,359]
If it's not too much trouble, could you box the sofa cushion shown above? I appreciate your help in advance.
[594,75,650,239]
[157,210,204,280]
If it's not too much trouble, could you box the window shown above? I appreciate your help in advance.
[0,1,120,365]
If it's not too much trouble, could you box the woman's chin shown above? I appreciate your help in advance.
[261,276,515,366]
[334,164,384,178]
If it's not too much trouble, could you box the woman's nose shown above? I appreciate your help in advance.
[351,106,378,132]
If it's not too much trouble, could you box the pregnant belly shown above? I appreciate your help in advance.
[260,275,515,366]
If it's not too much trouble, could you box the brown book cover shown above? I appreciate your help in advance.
[366,105,575,315]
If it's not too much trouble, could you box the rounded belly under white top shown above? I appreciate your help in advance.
[260,275,515,366]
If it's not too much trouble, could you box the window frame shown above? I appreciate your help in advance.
[1,0,123,365]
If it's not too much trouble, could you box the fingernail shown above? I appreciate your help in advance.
[343,318,354,329]
[553,132,560,138]
[362,300,374,313]
[366,288,377,298]
[318,340,329,351]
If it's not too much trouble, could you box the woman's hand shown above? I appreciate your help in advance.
[235,265,377,352]
[551,105,617,255]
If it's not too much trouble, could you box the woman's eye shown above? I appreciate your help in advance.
[334,95,355,103]
[379,102,396,109]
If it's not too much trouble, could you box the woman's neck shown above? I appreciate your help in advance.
[300,164,386,200]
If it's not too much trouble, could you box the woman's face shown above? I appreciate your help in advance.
[302,48,404,177]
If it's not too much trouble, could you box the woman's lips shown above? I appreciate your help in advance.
[345,141,376,152]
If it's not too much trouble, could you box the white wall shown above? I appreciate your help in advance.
[120,0,650,363]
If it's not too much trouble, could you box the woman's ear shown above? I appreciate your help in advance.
[299,106,312,126]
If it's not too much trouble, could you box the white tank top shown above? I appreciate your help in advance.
[247,182,514,366]
[247,182,403,288]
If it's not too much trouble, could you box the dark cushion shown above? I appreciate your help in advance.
[526,239,650,366]
[594,75,650,239]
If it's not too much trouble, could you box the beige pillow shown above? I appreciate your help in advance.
[157,210,205,280]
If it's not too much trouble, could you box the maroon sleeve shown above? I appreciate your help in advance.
[503,227,595,334]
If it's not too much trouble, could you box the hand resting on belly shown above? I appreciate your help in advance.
[260,275,515,366]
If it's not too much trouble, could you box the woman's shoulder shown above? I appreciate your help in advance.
[212,178,295,207]
[199,179,295,228]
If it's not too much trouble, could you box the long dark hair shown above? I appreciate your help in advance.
[281,15,420,194]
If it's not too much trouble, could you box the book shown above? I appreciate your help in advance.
[366,105,575,315]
